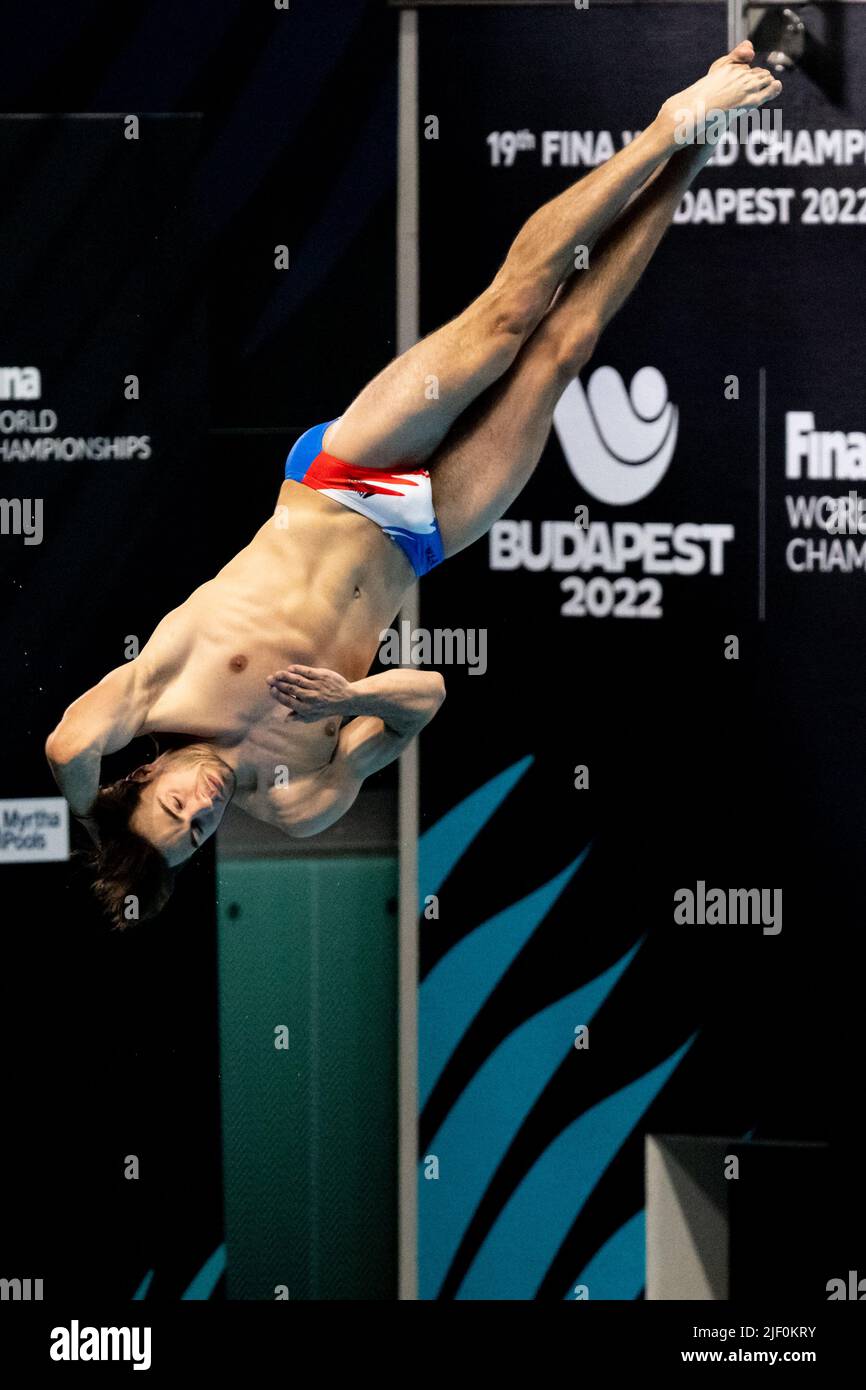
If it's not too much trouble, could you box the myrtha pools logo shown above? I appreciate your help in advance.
[553,366,679,506]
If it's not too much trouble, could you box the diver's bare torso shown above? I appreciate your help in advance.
[139,480,414,810]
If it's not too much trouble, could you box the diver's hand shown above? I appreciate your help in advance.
[267,665,352,722]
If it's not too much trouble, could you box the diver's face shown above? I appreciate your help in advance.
[129,746,235,868]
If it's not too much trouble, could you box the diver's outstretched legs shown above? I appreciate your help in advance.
[428,139,718,557]
[322,40,777,496]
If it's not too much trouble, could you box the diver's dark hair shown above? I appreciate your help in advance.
[88,775,176,930]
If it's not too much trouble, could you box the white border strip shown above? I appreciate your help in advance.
[397,4,420,1303]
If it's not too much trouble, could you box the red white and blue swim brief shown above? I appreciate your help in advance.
[284,419,445,578]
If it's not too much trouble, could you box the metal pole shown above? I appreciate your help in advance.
[729,0,746,48]
[396,3,420,1303]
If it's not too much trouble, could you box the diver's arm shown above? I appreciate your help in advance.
[45,663,145,821]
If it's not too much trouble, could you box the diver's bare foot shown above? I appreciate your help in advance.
[708,39,756,73]
[659,41,782,144]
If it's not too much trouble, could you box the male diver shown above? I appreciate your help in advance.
[46,45,781,924]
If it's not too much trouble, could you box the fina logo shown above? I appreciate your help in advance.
[0,366,41,400]
[553,365,678,506]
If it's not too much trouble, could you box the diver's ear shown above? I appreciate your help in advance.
[126,764,154,785]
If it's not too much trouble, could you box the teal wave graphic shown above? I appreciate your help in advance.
[420,852,590,1108]
[565,1209,645,1300]
[181,1244,227,1300]
[131,1243,226,1301]
[455,1039,695,1299]
[418,755,532,911]
[419,941,640,1299]
[132,1269,153,1300]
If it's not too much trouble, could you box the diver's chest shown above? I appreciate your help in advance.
[149,646,286,744]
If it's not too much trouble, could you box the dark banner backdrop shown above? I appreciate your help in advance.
[0,0,398,1305]
[0,114,219,1300]
[416,3,864,1299]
